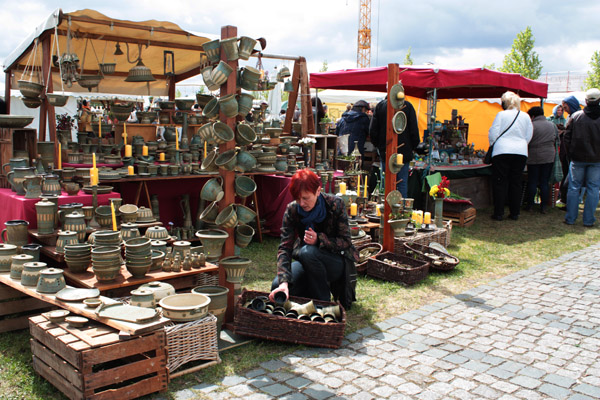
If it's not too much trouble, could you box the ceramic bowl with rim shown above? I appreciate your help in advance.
[46,309,70,323]
[65,316,88,328]
[83,298,102,308]
[158,293,211,322]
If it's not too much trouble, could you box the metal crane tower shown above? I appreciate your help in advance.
[357,0,372,68]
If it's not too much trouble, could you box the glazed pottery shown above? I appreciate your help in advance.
[235,123,257,146]
[434,197,444,228]
[238,36,257,60]
[159,293,211,322]
[120,223,140,241]
[139,281,175,302]
[235,151,257,173]
[0,244,18,272]
[218,94,238,118]
[23,175,43,199]
[236,204,257,225]
[219,256,251,283]
[237,93,255,117]
[35,199,56,234]
[2,157,28,178]
[239,66,261,91]
[172,241,191,260]
[130,289,156,308]
[202,39,221,64]
[235,175,257,198]
[195,229,229,262]
[21,243,42,261]
[119,204,138,223]
[42,174,61,196]
[192,285,229,331]
[201,66,220,92]
[37,142,55,171]
[213,121,235,144]
[20,261,47,286]
[145,226,169,240]
[201,149,218,172]
[56,231,79,254]
[63,212,87,242]
[7,166,35,195]
[199,201,219,224]
[211,61,234,86]
[215,149,237,171]
[1,220,29,247]
[36,268,66,294]
[220,37,239,61]
[215,204,238,229]
[200,177,224,202]
[61,181,80,196]
[235,224,255,248]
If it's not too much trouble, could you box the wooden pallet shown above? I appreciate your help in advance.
[30,314,167,400]
[443,207,476,227]
[0,283,52,333]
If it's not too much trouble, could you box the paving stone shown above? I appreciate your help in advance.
[573,383,600,397]
[260,383,293,397]
[544,373,577,388]
[228,384,254,397]
[281,393,308,400]
[260,359,289,372]
[173,389,196,400]
[248,376,275,388]
[337,384,360,395]
[538,383,572,399]
[510,375,541,390]
[398,382,422,395]
[192,383,218,393]
[285,377,311,390]
[303,383,337,400]
[472,384,501,399]
[351,392,374,400]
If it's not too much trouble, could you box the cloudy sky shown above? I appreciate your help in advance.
[1,0,599,90]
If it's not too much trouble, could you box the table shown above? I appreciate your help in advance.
[0,188,120,231]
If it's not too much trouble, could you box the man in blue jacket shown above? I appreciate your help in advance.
[335,100,371,157]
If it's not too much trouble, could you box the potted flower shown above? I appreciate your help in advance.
[429,176,451,228]
[387,208,411,237]
[298,137,317,164]
[56,113,75,146]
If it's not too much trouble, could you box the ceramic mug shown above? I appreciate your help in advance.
[1,220,29,247]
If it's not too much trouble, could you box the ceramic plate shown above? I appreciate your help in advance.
[386,190,403,208]
[45,309,70,322]
[97,303,158,323]
[389,83,406,110]
[429,242,449,255]
[392,111,407,134]
[65,316,88,328]
[55,287,101,302]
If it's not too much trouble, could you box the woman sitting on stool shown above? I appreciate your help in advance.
[269,169,358,309]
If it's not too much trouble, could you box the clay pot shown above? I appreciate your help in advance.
[195,229,229,262]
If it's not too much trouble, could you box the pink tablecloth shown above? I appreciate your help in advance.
[0,189,120,231]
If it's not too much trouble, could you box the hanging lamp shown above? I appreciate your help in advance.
[124,43,156,82]
[114,43,124,56]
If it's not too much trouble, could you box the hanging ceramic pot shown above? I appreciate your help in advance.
[211,61,234,87]
[238,36,257,60]
[220,37,239,61]
[195,229,229,262]
[202,39,221,64]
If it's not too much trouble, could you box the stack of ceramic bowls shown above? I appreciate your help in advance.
[64,243,92,273]
[93,230,122,247]
[91,246,122,282]
[124,237,152,278]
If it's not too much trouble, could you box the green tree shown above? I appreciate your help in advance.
[584,50,600,90]
[176,89,182,98]
[320,60,328,72]
[403,47,414,65]
[483,63,496,70]
[499,26,543,80]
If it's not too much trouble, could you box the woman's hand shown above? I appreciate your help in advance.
[303,227,318,245]
[269,281,289,302]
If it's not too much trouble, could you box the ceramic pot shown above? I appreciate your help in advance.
[10,254,34,280]
[239,66,261,91]
[36,268,66,293]
[56,230,79,254]
[23,175,43,199]
[202,39,221,64]
[58,203,83,228]
[180,194,193,229]
[219,256,251,283]
[235,151,257,173]
[201,177,224,202]
[234,176,257,198]
[388,219,409,237]
[62,212,87,242]
[238,36,257,60]
[213,121,235,144]
[40,195,59,229]
[61,181,80,196]
[236,204,257,225]
[172,241,191,260]
[120,223,140,241]
[35,199,56,235]
[139,281,175,302]
[130,289,156,308]
[1,220,29,247]
[198,200,219,225]
[218,94,238,118]
[235,123,257,146]
[215,149,237,171]
[434,197,444,228]
[21,261,47,286]
[42,174,61,196]
[195,229,229,262]
[192,285,229,332]
[201,149,219,172]
[211,61,234,86]
[274,157,288,172]
[235,224,255,248]
[21,243,42,261]
[0,244,18,272]
[220,37,239,61]
[159,293,211,322]
[215,204,238,229]
[2,157,29,179]
[7,166,35,195]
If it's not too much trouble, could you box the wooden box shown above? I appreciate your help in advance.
[443,206,476,227]
[0,283,52,333]
[29,314,167,400]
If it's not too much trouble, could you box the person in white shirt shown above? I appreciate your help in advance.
[488,91,533,221]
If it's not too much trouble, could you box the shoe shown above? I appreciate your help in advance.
[491,215,503,221]
[563,220,574,225]
[508,214,519,221]
[584,224,594,228]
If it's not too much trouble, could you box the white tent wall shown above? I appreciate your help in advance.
[9,94,78,142]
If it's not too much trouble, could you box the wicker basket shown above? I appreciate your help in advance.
[402,242,459,272]
[394,220,452,253]
[164,314,220,375]
[355,242,383,273]
[195,271,219,287]
[233,290,346,349]
[366,251,430,285]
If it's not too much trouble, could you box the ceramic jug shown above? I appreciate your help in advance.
[21,243,42,262]
[42,174,61,196]
[23,175,43,199]
[2,157,29,178]
[35,198,56,235]
[58,203,83,228]
[0,244,18,272]
[1,220,29,247]
[36,268,66,294]
[62,212,87,242]
[39,194,59,229]
[56,230,79,253]
[7,166,35,195]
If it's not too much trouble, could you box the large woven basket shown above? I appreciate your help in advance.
[233,290,346,349]
[394,220,452,253]
[401,242,459,272]
[355,242,383,273]
[366,251,430,285]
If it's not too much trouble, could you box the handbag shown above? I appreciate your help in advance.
[484,111,520,164]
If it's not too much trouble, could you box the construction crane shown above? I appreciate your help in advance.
[357,0,372,68]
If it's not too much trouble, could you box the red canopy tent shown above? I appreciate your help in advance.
[309,66,548,99]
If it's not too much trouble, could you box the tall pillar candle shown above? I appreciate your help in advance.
[339,181,347,195]
[58,143,62,170]
[142,145,148,156]
[125,145,132,158]
[350,203,358,216]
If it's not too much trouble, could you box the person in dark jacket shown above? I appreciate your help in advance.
[269,169,358,309]
[525,107,558,213]
[559,95,582,203]
[564,88,600,226]
[369,97,420,197]
[335,100,371,156]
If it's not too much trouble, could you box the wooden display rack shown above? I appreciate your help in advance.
[0,283,53,333]
[29,314,167,400]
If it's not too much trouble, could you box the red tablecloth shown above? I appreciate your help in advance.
[0,189,120,231]
[62,163,124,168]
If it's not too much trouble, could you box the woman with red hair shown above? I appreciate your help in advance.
[269,169,359,309]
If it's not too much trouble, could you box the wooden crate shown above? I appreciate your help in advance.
[0,283,52,333]
[29,315,167,400]
[443,207,476,227]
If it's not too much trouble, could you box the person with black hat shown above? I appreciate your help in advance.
[335,100,371,157]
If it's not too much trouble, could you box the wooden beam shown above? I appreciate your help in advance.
[282,60,301,134]
[383,63,399,253]
[299,57,314,136]
[4,72,11,114]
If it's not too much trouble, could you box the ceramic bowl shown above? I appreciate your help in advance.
[215,149,237,171]
[158,293,211,322]
[235,176,257,198]
[47,309,70,323]
[212,122,235,144]
[150,250,165,271]
[175,98,195,111]
[235,123,257,146]
[83,298,102,308]
[65,316,88,328]
[158,101,175,110]
[215,204,238,229]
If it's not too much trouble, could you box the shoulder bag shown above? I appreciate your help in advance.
[484,110,520,164]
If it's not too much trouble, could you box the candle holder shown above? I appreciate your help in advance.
[388,154,404,174]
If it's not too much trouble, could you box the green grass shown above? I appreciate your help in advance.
[2,206,600,399]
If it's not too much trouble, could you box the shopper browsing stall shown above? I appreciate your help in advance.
[269,169,358,309]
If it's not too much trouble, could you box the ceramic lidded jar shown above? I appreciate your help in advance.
[0,244,18,272]
[42,174,61,196]
[63,212,87,243]
[120,223,140,241]
[10,254,34,280]
[138,281,175,302]
[21,261,47,286]
[36,198,56,235]
[36,268,66,294]
[56,230,79,254]
[130,288,156,308]
[172,241,191,260]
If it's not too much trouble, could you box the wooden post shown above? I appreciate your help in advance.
[282,60,300,134]
[4,72,11,114]
[218,25,238,323]
[167,76,176,101]
[382,63,399,253]
[299,58,314,135]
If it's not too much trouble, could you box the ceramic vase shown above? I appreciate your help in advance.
[434,198,444,228]
[0,244,18,272]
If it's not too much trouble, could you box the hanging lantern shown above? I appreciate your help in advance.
[280,65,291,78]
[164,50,175,77]
[125,59,156,82]
[114,43,124,56]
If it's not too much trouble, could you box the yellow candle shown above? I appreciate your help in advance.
[125,145,132,158]
[424,212,431,224]
[89,168,95,186]
[142,145,149,156]
[159,152,165,161]
[339,182,347,195]
[396,153,403,165]
[376,205,381,216]
[364,176,368,198]
[123,122,127,136]
[350,203,358,216]
[176,135,179,150]
[128,165,134,175]
[204,141,207,159]
[110,202,118,231]
[92,153,96,169]
[357,175,360,196]
[98,119,101,137]
[58,143,62,170]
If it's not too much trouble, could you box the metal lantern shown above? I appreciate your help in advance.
[125,59,156,82]
[164,50,175,77]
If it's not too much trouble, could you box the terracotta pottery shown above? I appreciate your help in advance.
[195,229,229,262]
[36,268,66,294]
